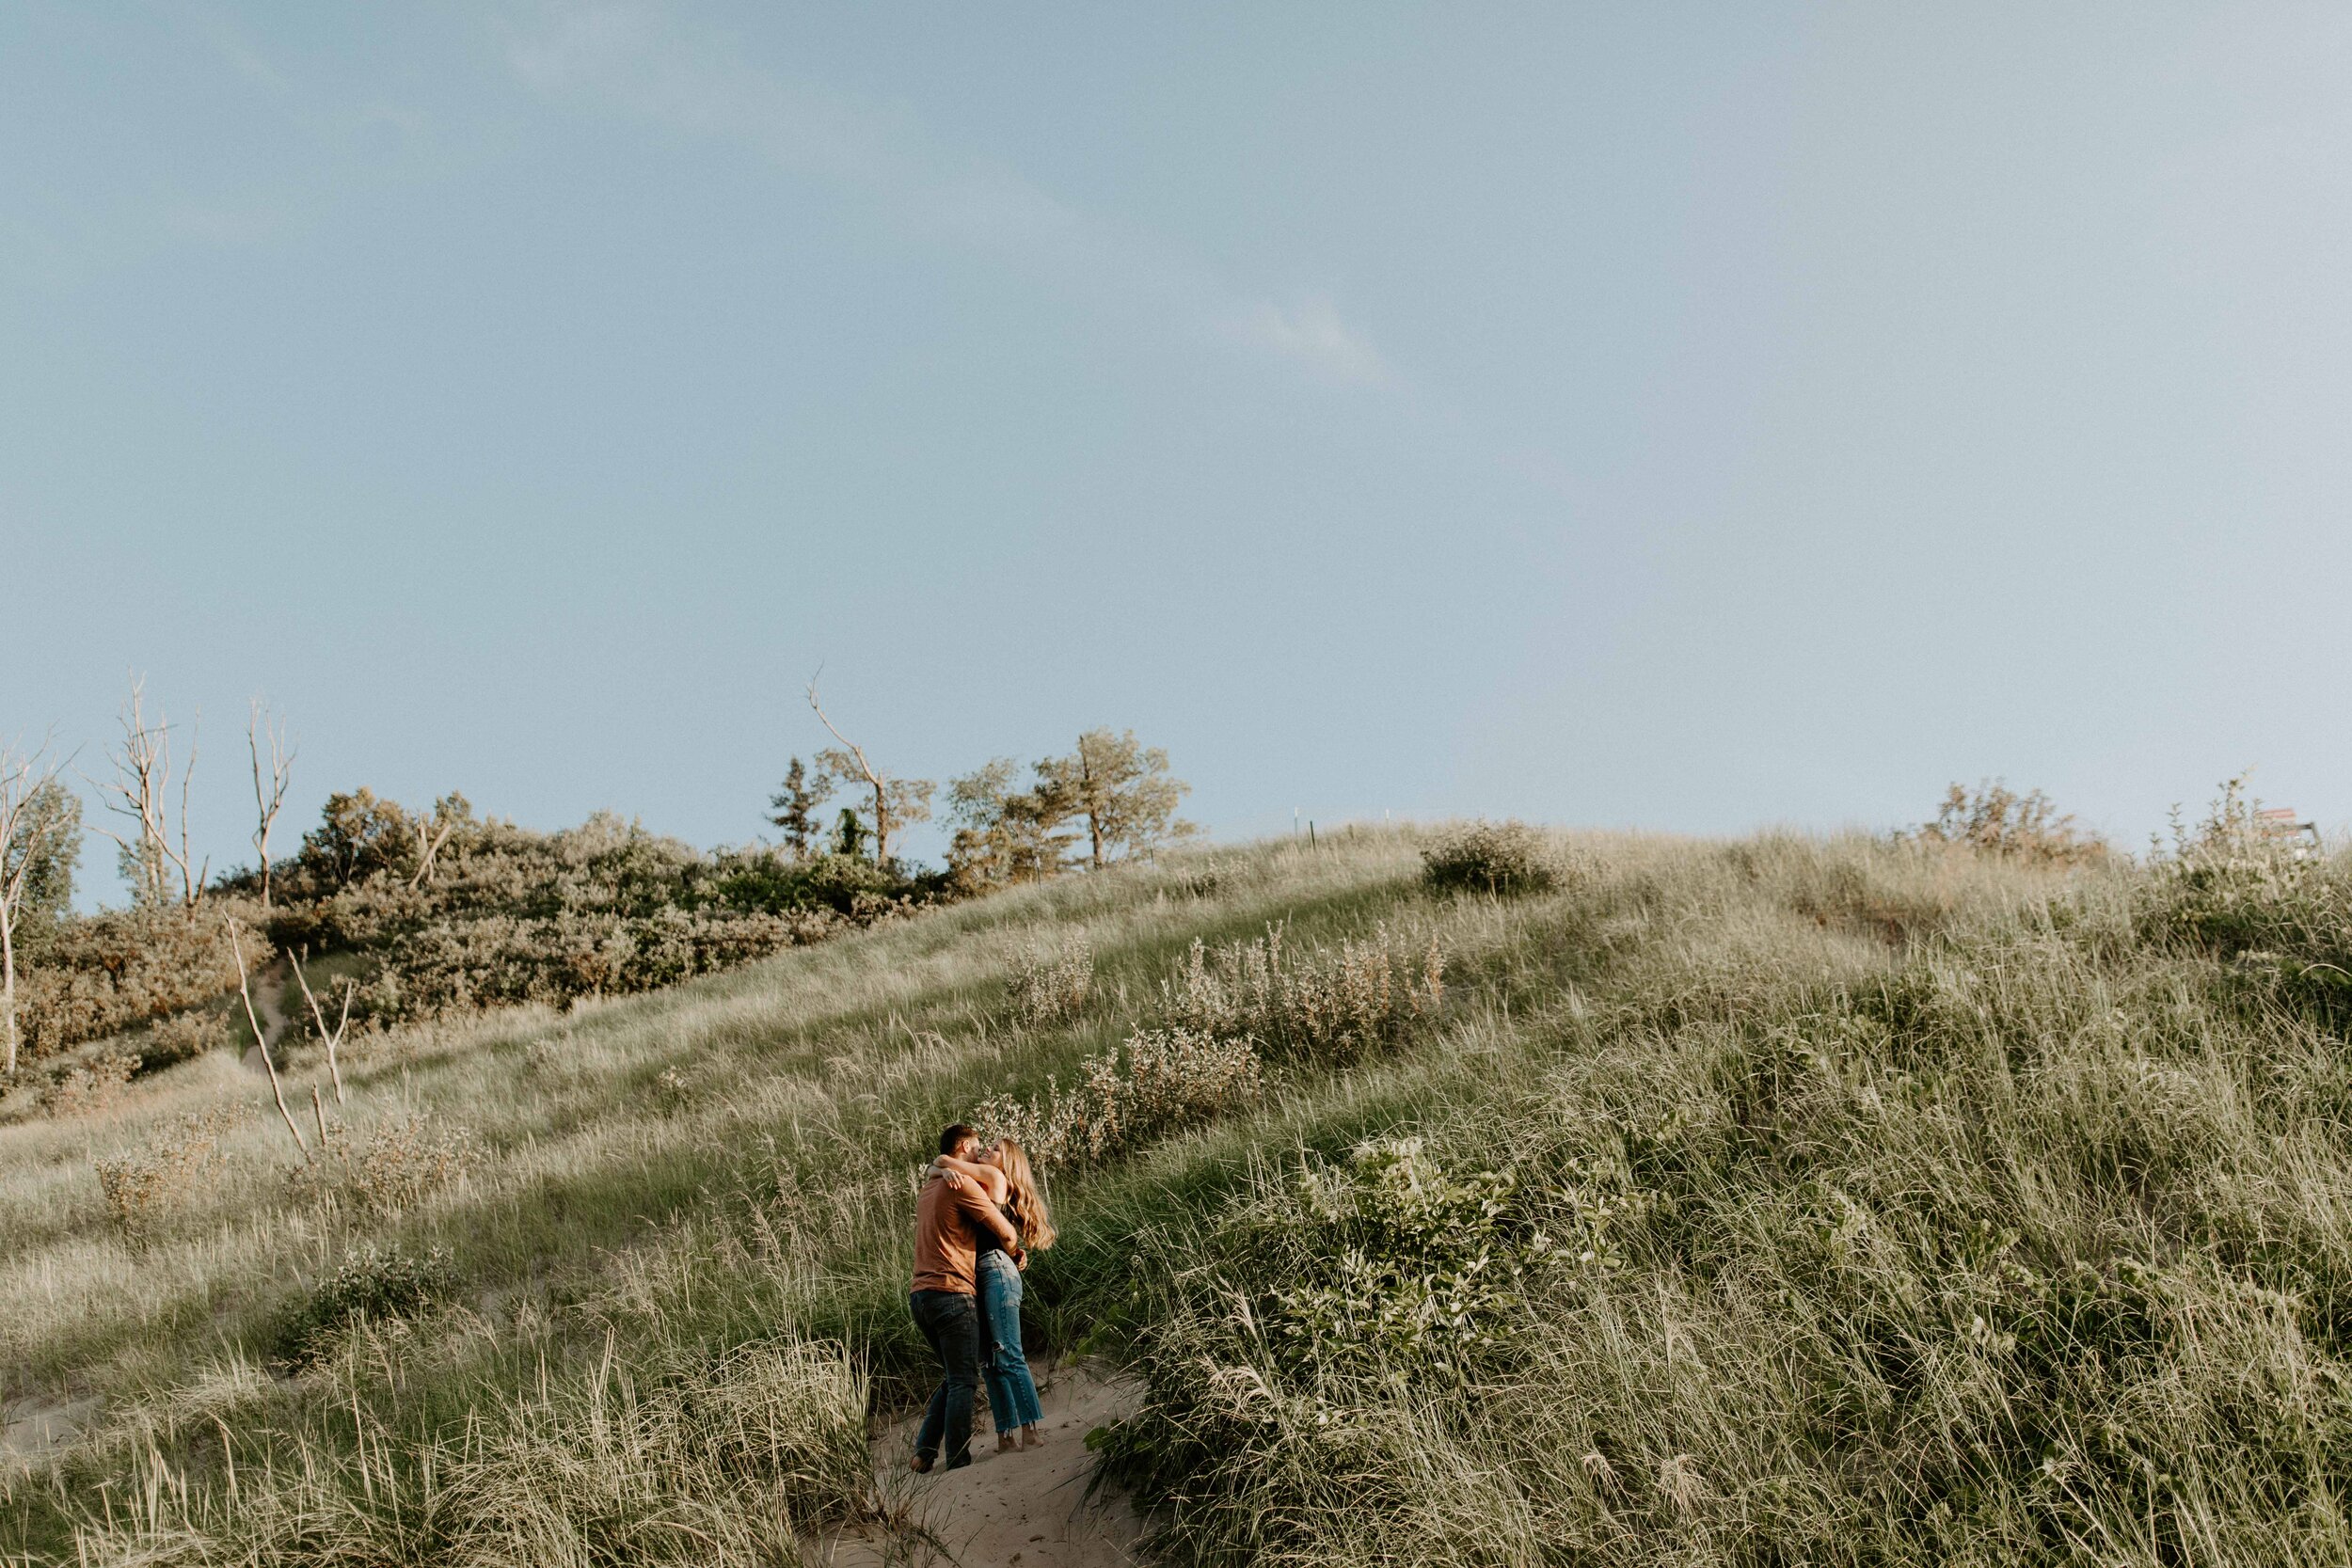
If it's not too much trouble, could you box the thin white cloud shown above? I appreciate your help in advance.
[501,2,1393,389]
[1223,295,1394,387]
[189,6,294,95]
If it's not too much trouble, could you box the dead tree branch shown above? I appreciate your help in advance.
[804,674,931,864]
[247,700,294,911]
[89,677,206,909]
[292,945,352,1106]
[231,928,309,1158]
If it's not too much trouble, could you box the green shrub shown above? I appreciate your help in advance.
[356,908,828,1023]
[2141,775,2352,1025]
[1097,1138,1641,1562]
[13,907,253,1065]
[137,1007,231,1071]
[273,1243,455,1370]
[1421,820,1561,895]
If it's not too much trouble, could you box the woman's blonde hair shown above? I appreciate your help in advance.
[995,1138,1056,1252]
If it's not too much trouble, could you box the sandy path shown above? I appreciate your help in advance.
[814,1360,1145,1568]
[0,1394,98,1464]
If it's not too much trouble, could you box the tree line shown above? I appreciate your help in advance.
[771,678,1194,888]
[0,673,1196,1076]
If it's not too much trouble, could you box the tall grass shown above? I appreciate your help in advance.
[7,821,2352,1566]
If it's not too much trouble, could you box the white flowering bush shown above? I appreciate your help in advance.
[1008,930,1093,1027]
[1160,923,1444,1066]
[975,1025,1263,1169]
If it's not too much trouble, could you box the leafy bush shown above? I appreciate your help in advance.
[1911,781,2106,865]
[976,1026,1263,1169]
[1009,930,1093,1027]
[1422,820,1561,895]
[355,908,829,1024]
[273,1243,456,1370]
[91,1106,243,1242]
[12,906,253,1064]
[138,1007,231,1071]
[1160,923,1445,1065]
[1096,1138,1640,1559]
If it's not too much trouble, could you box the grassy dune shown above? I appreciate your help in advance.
[5,823,2351,1565]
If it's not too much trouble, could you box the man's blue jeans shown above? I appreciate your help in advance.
[910,1290,981,1468]
[977,1251,1044,1433]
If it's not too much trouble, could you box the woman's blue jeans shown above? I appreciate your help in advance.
[977,1251,1043,1433]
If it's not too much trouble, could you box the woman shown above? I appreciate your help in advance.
[929,1135,1056,1451]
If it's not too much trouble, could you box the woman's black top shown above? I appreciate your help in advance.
[977,1199,1019,1259]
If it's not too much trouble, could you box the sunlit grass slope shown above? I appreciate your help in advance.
[6,822,2352,1566]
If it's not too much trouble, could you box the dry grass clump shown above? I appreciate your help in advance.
[1161,923,1443,1064]
[2141,775,2352,1026]
[40,1047,139,1118]
[438,1338,871,1561]
[289,1109,476,1217]
[1008,929,1094,1026]
[977,1026,1263,1169]
[70,1336,870,1565]
[1421,819,1563,895]
[91,1105,243,1242]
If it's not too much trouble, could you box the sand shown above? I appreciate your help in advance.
[813,1359,1146,1568]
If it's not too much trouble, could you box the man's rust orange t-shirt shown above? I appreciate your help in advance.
[912,1174,1015,1295]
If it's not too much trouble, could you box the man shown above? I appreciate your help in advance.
[910,1122,1025,1472]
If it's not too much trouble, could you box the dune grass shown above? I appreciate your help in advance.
[4,822,2350,1565]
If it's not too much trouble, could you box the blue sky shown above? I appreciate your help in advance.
[7,3,2350,897]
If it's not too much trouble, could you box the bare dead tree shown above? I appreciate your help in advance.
[0,736,69,1077]
[805,674,934,866]
[90,677,207,910]
[292,945,353,1105]
[230,927,309,1158]
[247,699,294,911]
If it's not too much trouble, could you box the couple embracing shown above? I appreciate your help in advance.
[906,1122,1056,1471]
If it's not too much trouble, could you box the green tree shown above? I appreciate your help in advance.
[805,680,933,866]
[2,750,78,1074]
[298,788,417,889]
[830,806,870,861]
[1041,729,1196,870]
[946,758,1076,889]
[15,780,81,947]
[768,756,834,859]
